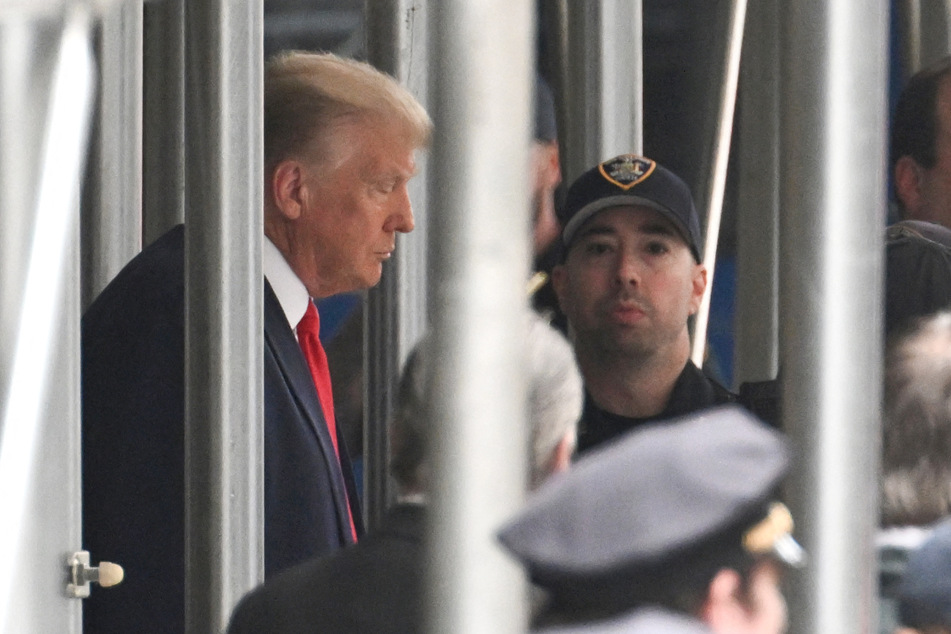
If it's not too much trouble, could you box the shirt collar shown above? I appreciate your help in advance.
[263,237,310,331]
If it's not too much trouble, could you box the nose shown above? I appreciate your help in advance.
[614,249,640,288]
[384,184,414,233]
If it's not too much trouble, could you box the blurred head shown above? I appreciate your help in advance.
[263,52,432,298]
[892,57,951,228]
[389,312,583,497]
[882,311,951,527]
[498,406,802,633]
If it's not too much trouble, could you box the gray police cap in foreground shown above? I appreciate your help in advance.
[898,516,951,629]
[498,405,791,580]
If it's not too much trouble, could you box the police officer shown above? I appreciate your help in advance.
[498,405,804,633]
[551,154,735,452]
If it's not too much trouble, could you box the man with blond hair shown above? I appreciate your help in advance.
[82,52,431,633]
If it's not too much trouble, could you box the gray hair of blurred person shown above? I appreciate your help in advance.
[264,51,433,177]
[390,314,584,497]
[883,311,951,526]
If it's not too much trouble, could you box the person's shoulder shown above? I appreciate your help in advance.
[887,220,951,248]
[227,554,343,634]
[685,361,737,406]
[228,523,425,634]
[83,224,185,323]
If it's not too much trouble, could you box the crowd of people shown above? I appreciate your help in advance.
[78,48,951,633]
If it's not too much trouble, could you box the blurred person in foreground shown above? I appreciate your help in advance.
[498,405,804,633]
[880,312,951,633]
[227,313,584,633]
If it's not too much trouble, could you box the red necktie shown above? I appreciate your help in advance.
[297,300,357,542]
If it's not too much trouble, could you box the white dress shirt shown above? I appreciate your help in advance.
[263,237,310,338]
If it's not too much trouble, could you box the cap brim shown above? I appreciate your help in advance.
[562,195,694,252]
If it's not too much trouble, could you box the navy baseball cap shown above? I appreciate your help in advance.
[558,154,703,262]
[497,406,804,600]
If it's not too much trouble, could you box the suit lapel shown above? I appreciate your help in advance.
[263,280,353,540]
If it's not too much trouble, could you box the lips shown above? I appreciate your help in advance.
[607,300,648,325]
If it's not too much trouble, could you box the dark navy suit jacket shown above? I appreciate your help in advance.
[81,225,363,633]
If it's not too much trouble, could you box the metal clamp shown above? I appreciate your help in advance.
[66,551,124,599]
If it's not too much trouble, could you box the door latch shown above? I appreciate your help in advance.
[66,551,124,598]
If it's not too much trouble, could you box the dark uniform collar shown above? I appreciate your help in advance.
[577,360,735,453]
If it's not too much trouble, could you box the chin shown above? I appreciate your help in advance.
[355,271,383,291]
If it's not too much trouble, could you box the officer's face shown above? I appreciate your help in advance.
[552,206,705,363]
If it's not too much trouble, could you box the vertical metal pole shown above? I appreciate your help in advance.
[182,2,263,632]
[599,0,642,157]
[82,0,143,309]
[563,3,599,183]
[427,2,534,632]
[143,0,185,246]
[780,2,888,633]
[0,8,94,632]
[363,0,430,532]
[733,0,779,385]
[564,2,642,184]
[539,0,569,175]
[897,0,922,76]
[690,0,747,367]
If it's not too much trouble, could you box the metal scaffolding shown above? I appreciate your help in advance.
[562,0,643,184]
[363,0,431,532]
[780,1,888,633]
[0,6,95,632]
[426,1,535,631]
[182,1,264,632]
[0,2,901,632]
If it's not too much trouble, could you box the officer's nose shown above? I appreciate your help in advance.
[614,250,640,288]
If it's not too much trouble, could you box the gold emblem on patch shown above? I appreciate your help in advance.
[598,155,655,190]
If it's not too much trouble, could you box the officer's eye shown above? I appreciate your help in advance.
[582,241,613,256]
[645,240,670,256]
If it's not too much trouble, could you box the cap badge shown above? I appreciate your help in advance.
[598,155,656,191]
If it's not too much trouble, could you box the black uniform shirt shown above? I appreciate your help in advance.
[577,360,735,453]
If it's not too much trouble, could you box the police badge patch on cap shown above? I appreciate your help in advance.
[598,154,656,190]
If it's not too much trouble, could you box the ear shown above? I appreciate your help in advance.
[895,155,925,218]
[699,568,743,627]
[550,431,576,475]
[688,264,707,315]
[270,160,306,221]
